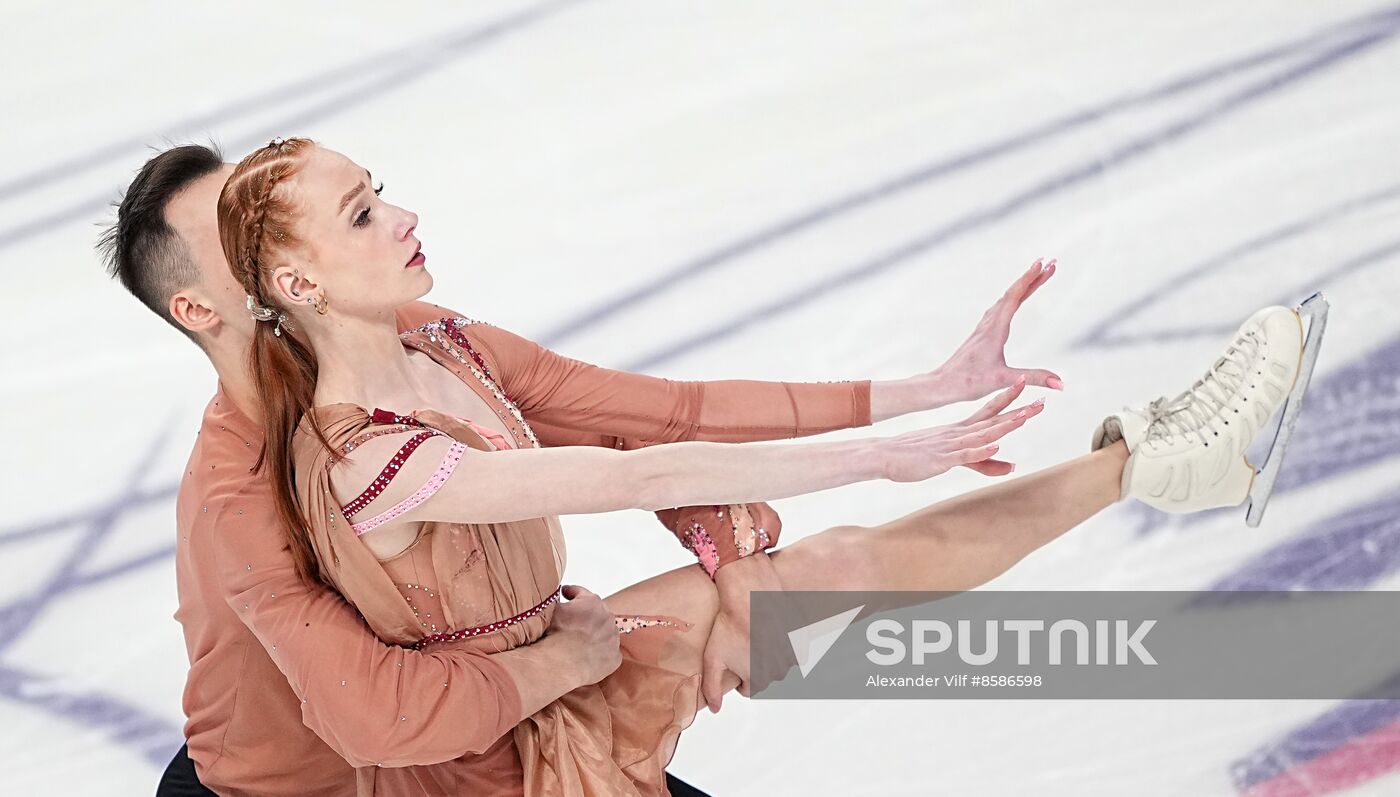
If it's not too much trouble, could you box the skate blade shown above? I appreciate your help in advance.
[1245,292,1330,527]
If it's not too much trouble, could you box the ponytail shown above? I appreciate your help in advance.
[217,137,337,587]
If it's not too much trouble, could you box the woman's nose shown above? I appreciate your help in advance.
[398,211,419,240]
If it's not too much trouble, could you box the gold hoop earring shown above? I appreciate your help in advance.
[314,294,329,315]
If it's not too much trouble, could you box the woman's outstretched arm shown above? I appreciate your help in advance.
[329,381,1042,532]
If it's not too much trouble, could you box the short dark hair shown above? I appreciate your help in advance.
[98,143,225,342]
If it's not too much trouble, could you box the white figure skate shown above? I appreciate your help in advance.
[1091,293,1329,525]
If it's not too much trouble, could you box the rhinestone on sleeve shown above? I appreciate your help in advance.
[338,430,440,519]
[351,441,468,536]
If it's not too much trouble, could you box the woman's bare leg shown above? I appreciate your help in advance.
[601,440,1129,702]
[772,440,1129,593]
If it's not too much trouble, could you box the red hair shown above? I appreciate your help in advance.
[216,137,337,587]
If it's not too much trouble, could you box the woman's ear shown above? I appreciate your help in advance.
[269,262,321,307]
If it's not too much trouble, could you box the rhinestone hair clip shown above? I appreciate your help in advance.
[246,295,294,337]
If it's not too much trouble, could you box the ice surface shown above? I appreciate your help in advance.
[2,2,1399,794]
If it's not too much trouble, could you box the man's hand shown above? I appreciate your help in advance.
[698,552,784,713]
[870,258,1062,422]
[548,585,622,686]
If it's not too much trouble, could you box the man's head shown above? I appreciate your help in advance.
[98,144,248,350]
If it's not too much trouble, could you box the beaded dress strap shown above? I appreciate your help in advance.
[338,429,441,520]
[351,441,468,536]
[410,587,562,650]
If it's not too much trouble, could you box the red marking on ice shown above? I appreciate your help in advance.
[1242,718,1400,797]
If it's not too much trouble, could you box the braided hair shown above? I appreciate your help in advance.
[216,137,338,587]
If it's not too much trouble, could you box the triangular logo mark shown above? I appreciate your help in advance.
[787,605,865,677]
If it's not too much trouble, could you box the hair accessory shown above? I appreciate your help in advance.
[246,295,294,337]
[269,136,287,148]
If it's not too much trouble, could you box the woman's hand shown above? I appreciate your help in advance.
[878,377,1043,479]
[870,259,1062,421]
[698,551,784,713]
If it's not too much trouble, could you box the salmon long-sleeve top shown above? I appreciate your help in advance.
[174,301,871,796]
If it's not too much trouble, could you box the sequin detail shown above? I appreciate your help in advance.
[680,521,721,578]
[339,430,440,519]
[410,587,562,650]
[352,442,467,535]
[615,616,683,634]
[727,503,770,557]
[338,424,416,458]
[402,317,540,449]
[440,317,494,383]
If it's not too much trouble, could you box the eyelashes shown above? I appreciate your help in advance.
[354,183,385,228]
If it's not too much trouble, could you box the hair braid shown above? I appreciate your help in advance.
[214,136,338,587]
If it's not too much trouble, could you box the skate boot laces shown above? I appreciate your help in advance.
[1143,326,1264,449]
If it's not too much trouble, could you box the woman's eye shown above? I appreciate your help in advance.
[353,183,382,227]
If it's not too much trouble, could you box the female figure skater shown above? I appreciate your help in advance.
[217,138,1318,796]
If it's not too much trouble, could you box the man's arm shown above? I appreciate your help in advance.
[454,313,875,443]
[404,256,1065,445]
[206,492,588,768]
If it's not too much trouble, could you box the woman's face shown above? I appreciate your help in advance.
[273,146,432,320]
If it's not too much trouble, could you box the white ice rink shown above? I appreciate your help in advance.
[3,2,1400,794]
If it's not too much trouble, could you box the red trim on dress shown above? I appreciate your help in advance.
[441,318,494,383]
[410,587,563,650]
[339,429,439,519]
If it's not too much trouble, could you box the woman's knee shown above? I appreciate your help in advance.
[770,524,882,589]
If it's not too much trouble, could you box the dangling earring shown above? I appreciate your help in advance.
[313,294,329,315]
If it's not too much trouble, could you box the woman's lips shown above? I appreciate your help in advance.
[406,248,425,268]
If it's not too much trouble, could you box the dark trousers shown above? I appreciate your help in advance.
[158,743,712,796]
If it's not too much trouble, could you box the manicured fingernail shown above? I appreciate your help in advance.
[988,444,999,453]
[1047,377,1064,390]
[1009,464,1017,473]
[1032,398,1045,407]
[1047,258,1057,268]
[1016,410,1027,419]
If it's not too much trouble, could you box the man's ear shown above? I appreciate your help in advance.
[170,289,221,335]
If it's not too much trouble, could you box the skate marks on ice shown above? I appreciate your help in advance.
[1230,675,1400,796]
[1074,184,1400,351]
[0,423,187,764]
[0,0,586,252]
[530,6,1400,371]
